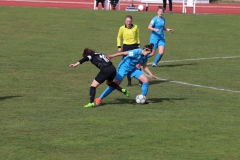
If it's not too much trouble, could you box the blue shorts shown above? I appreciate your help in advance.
[115,67,143,82]
[150,38,165,50]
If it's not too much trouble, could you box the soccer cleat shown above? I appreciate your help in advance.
[152,64,159,68]
[122,89,130,97]
[144,98,149,104]
[170,11,173,14]
[95,97,102,106]
[84,102,95,108]
[138,81,143,87]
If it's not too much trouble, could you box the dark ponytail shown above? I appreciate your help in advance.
[143,43,154,51]
[83,48,95,57]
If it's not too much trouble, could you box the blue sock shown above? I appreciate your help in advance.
[141,82,149,96]
[153,53,162,65]
[100,86,115,99]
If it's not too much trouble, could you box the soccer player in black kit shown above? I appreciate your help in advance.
[69,48,130,108]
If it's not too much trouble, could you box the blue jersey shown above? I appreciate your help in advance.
[149,16,165,40]
[118,48,149,72]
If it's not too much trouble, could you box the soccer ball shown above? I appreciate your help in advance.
[136,94,146,104]
[138,5,144,11]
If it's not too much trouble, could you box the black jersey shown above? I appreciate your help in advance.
[79,52,112,69]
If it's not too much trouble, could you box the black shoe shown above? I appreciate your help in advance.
[152,64,159,68]
[138,81,142,87]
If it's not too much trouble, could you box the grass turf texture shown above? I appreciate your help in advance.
[1,6,240,159]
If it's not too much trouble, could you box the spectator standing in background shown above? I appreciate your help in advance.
[110,0,119,10]
[117,15,141,86]
[163,0,173,13]
[95,0,105,10]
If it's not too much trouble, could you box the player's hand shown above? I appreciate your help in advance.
[69,64,76,68]
[154,29,159,32]
[169,29,174,33]
[150,52,155,57]
[118,48,122,52]
[107,55,113,59]
[150,74,158,79]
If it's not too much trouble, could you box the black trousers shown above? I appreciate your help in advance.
[163,0,172,12]
[96,0,105,7]
[122,43,139,58]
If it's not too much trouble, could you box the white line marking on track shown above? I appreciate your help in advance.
[2,0,88,4]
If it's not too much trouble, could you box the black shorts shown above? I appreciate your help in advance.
[95,65,116,84]
[122,43,139,59]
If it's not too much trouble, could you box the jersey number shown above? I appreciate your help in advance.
[99,55,109,62]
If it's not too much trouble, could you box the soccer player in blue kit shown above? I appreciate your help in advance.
[148,6,174,67]
[95,43,158,105]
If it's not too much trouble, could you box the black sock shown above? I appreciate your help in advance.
[90,86,96,103]
[127,74,131,85]
[109,82,122,92]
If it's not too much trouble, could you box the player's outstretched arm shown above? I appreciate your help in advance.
[107,51,128,59]
[142,63,158,79]
[69,62,80,68]
[70,57,89,68]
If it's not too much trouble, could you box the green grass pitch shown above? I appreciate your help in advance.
[0,6,240,159]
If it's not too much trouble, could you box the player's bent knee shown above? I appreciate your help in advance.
[139,75,148,83]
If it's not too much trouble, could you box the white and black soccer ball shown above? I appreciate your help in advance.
[138,4,144,11]
[136,94,146,104]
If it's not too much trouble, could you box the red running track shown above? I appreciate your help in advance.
[0,0,240,14]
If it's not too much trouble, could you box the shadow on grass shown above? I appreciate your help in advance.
[148,63,197,68]
[149,79,168,85]
[0,96,22,101]
[160,63,197,68]
[99,97,187,106]
[128,80,167,87]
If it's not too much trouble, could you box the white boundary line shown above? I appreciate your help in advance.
[146,75,240,93]
[147,56,240,65]
[145,56,240,93]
